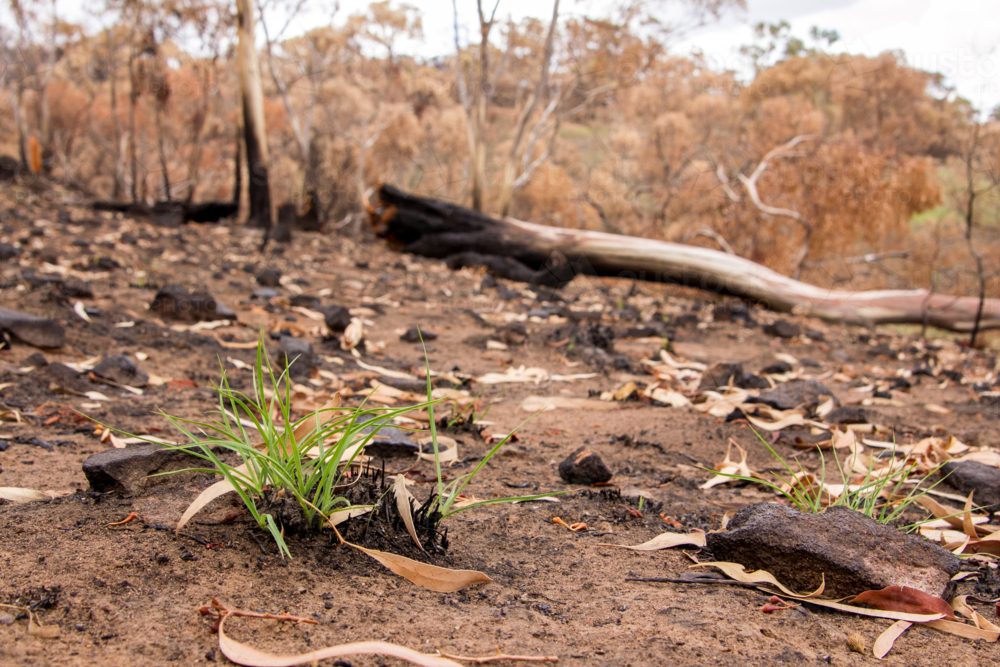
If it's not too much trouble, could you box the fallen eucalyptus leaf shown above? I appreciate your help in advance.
[0,487,50,503]
[217,613,461,667]
[599,532,706,551]
[873,620,911,659]
[691,562,825,598]
[347,542,492,592]
[392,474,424,551]
[850,586,956,621]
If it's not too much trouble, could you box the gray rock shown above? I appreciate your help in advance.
[698,362,769,391]
[255,267,282,287]
[940,461,1000,509]
[400,327,436,343]
[61,278,94,298]
[0,306,65,348]
[353,413,419,457]
[92,355,148,387]
[558,447,613,485]
[320,305,352,333]
[290,294,321,309]
[276,335,313,378]
[755,380,836,412]
[150,284,233,322]
[705,503,960,598]
[764,320,801,339]
[0,242,22,261]
[82,444,209,495]
[825,406,873,424]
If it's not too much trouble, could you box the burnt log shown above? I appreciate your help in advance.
[371,184,1000,333]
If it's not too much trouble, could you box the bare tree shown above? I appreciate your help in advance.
[236,0,273,230]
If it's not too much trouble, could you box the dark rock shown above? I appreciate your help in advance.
[0,154,19,182]
[705,503,961,597]
[497,322,528,346]
[558,447,613,485]
[91,256,121,271]
[825,406,873,424]
[150,284,233,322]
[82,444,209,495]
[255,267,282,287]
[698,362,769,391]
[0,306,65,348]
[940,461,1000,509]
[91,355,148,387]
[831,350,852,363]
[37,362,87,392]
[713,301,754,325]
[0,242,22,261]
[320,305,352,333]
[673,313,700,328]
[480,274,497,289]
[25,352,48,367]
[755,380,836,411]
[804,329,825,341]
[869,343,897,358]
[759,361,793,375]
[800,357,821,368]
[276,336,313,378]
[22,269,64,289]
[353,413,419,458]
[289,295,321,309]
[400,327,437,343]
[763,320,801,339]
[61,278,94,298]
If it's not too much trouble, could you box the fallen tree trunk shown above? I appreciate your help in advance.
[372,184,1000,333]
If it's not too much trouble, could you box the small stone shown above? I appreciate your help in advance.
[61,278,94,298]
[825,406,873,424]
[0,242,23,261]
[319,305,352,333]
[150,284,233,322]
[256,267,282,287]
[92,355,148,387]
[0,306,65,348]
[82,444,209,495]
[558,447,612,485]
[276,336,313,378]
[252,288,280,300]
[480,274,497,289]
[755,380,836,411]
[698,362,769,391]
[400,327,436,343]
[940,461,1000,509]
[764,320,801,339]
[705,503,960,598]
[759,361,793,375]
[290,295,321,309]
[0,613,14,625]
[25,352,48,367]
[497,322,528,346]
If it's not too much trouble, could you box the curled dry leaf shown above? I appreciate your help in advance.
[177,464,248,533]
[341,317,364,351]
[518,396,618,412]
[700,439,760,490]
[416,435,458,464]
[217,613,462,667]
[745,412,805,432]
[598,532,706,551]
[691,562,825,598]
[873,620,910,659]
[923,619,999,641]
[0,487,51,503]
[392,475,424,551]
[851,586,956,621]
[346,542,492,593]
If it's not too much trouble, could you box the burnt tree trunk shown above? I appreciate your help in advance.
[236,0,272,231]
[372,184,1000,333]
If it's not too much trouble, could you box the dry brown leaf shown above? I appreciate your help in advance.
[346,542,492,592]
[923,619,1000,641]
[214,336,260,349]
[851,586,956,620]
[0,487,50,503]
[923,403,952,415]
[745,412,805,431]
[783,597,945,622]
[392,475,424,552]
[691,562,824,598]
[873,620,910,659]
[176,464,249,533]
[518,396,618,412]
[341,318,364,351]
[700,439,758,490]
[27,611,60,639]
[416,435,458,465]
[598,532,706,551]
[962,492,978,539]
[217,613,461,667]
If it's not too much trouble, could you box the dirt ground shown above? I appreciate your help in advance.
[1,195,1000,666]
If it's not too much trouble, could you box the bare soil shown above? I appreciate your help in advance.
[1,199,999,666]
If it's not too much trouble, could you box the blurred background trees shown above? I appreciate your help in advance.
[0,0,997,299]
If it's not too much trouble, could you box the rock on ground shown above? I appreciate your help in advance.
[82,444,210,495]
[150,284,234,321]
[0,306,65,348]
[698,362,769,391]
[705,502,960,598]
[275,335,313,378]
[940,460,1000,509]
[92,355,149,387]
[754,380,836,411]
[558,447,613,485]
